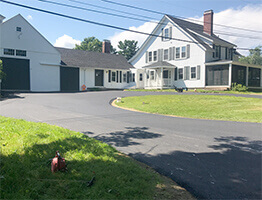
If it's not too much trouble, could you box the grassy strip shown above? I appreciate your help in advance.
[115,95,262,123]
[0,116,194,199]
[124,89,262,95]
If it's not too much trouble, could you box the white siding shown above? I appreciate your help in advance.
[0,15,61,91]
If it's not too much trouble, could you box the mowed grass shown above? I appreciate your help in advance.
[115,95,262,123]
[0,116,194,199]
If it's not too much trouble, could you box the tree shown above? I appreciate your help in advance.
[0,59,5,80]
[117,40,138,60]
[239,46,262,65]
[75,36,102,52]
[75,36,116,54]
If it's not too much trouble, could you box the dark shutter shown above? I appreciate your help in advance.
[169,47,173,60]
[219,46,221,59]
[127,71,130,83]
[145,51,148,63]
[120,71,122,83]
[184,66,190,80]
[108,70,111,82]
[174,68,177,81]
[157,49,161,61]
[187,44,190,58]
[161,28,164,41]
[160,49,163,61]
[169,27,172,40]
[225,48,228,59]
[116,70,119,82]
[197,65,200,80]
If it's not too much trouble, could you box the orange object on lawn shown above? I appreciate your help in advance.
[51,151,67,173]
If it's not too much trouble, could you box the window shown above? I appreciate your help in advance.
[139,73,143,81]
[16,27,22,32]
[176,47,180,59]
[112,71,116,82]
[16,50,26,57]
[132,73,135,82]
[164,28,169,40]
[4,48,15,55]
[150,71,155,80]
[123,73,127,82]
[178,68,183,80]
[148,51,152,62]
[163,49,169,60]
[191,67,196,79]
[153,51,157,61]
[181,46,186,58]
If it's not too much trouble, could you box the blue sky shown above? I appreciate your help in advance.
[0,0,262,53]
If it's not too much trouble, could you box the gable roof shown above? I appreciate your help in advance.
[56,47,134,70]
[129,14,236,63]
[143,61,175,68]
[166,15,236,47]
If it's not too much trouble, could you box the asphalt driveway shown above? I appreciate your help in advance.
[0,91,261,199]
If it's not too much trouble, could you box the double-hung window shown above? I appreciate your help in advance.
[112,71,116,82]
[153,51,157,61]
[176,47,180,59]
[178,68,183,80]
[191,67,196,79]
[164,28,169,40]
[181,46,186,58]
[148,51,152,62]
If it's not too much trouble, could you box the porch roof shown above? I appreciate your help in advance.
[143,61,176,69]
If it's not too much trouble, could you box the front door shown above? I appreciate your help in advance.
[95,69,104,86]
[163,69,171,87]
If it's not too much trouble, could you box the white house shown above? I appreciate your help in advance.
[0,14,134,92]
[129,10,262,90]
[0,14,61,92]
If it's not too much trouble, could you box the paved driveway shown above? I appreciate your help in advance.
[1,91,261,199]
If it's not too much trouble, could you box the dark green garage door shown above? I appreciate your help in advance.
[0,57,30,91]
[60,66,79,92]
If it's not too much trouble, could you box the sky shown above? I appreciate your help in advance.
[0,0,262,56]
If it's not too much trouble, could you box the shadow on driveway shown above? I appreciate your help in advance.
[93,127,162,147]
[130,136,262,199]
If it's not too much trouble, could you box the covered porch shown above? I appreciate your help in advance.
[143,61,176,89]
[205,61,262,89]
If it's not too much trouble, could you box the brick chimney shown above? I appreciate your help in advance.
[203,10,213,35]
[102,39,111,53]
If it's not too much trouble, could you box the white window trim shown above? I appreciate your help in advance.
[150,70,155,80]
[181,46,186,58]
[148,51,153,63]
[163,49,169,60]
[175,46,188,60]
[190,67,197,80]
[163,28,170,41]
[153,50,158,62]
[178,68,183,80]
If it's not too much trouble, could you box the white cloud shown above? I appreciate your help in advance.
[54,34,81,48]
[27,15,33,21]
[109,21,156,50]
[109,5,262,56]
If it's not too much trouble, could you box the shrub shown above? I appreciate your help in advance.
[231,83,248,92]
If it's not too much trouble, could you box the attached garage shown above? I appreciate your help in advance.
[60,66,79,92]
[1,57,30,91]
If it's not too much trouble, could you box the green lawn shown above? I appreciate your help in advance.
[115,95,262,123]
[0,116,194,199]
[124,89,262,95]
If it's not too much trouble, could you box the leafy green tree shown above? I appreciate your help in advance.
[75,37,116,54]
[75,36,102,52]
[117,40,138,60]
[0,59,6,80]
[239,46,262,65]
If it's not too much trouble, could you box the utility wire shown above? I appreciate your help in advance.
[0,0,255,51]
[101,0,262,34]
[39,0,262,40]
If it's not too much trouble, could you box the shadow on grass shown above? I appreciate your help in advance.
[93,127,162,147]
[130,136,262,200]
[0,134,159,199]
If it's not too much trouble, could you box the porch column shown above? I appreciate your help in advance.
[161,67,163,89]
[246,66,249,86]
[260,67,262,87]
[228,63,232,87]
